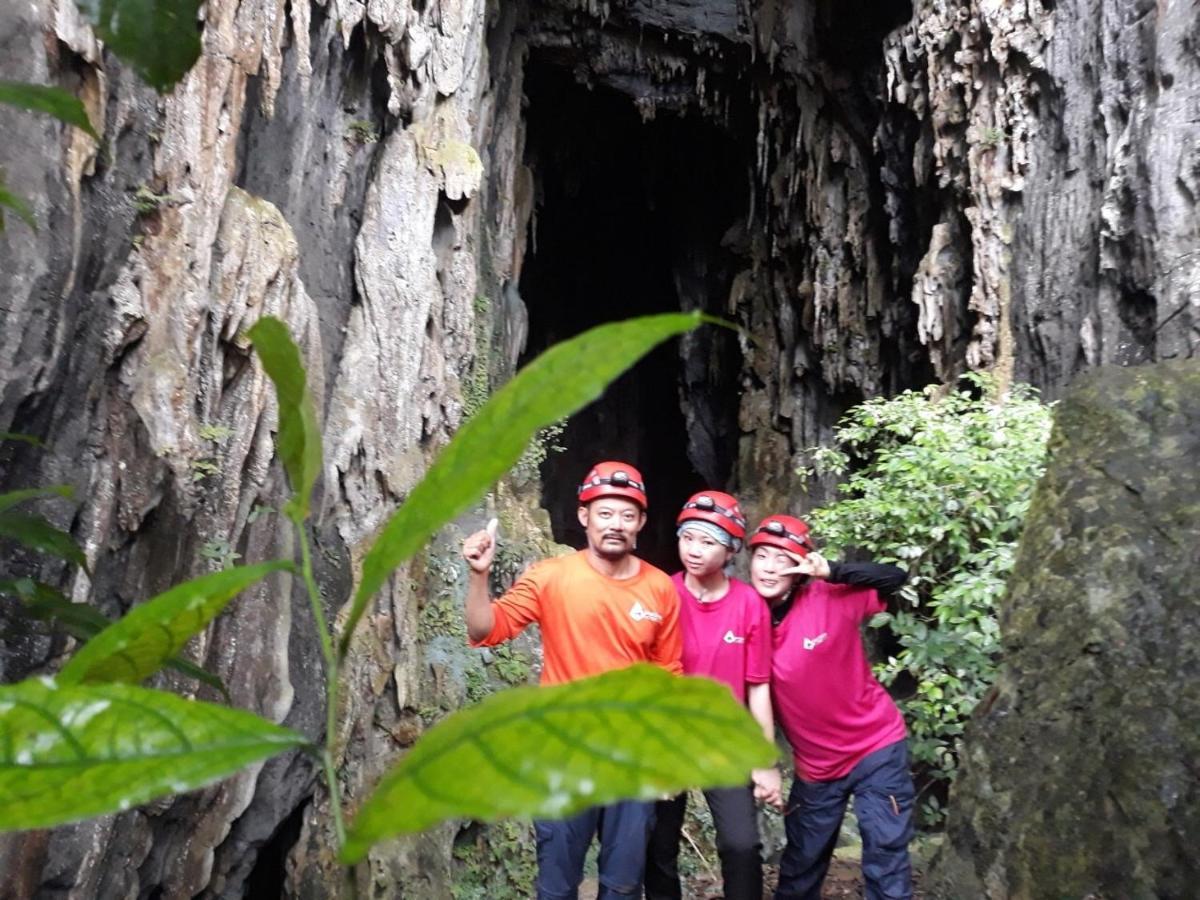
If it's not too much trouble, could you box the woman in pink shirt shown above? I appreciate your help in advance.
[644,491,780,900]
[748,514,914,900]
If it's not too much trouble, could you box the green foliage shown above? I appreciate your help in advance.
[247,503,274,524]
[72,0,202,92]
[343,311,711,660]
[0,81,99,139]
[452,819,537,899]
[1,578,229,699]
[199,423,233,442]
[191,458,219,480]
[340,664,776,862]
[247,318,322,524]
[0,432,44,446]
[345,119,379,145]
[59,561,291,685]
[0,678,307,830]
[199,538,240,569]
[0,511,87,569]
[979,126,1005,147]
[802,374,1052,803]
[512,419,566,485]
[0,179,36,231]
[490,644,533,687]
[0,485,73,513]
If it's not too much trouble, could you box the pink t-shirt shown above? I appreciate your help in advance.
[771,581,907,782]
[672,573,771,704]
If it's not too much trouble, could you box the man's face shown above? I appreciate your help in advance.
[578,497,646,560]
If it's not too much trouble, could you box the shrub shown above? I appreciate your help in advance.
[801,374,1053,823]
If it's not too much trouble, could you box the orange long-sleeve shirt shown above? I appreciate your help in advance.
[471,550,683,685]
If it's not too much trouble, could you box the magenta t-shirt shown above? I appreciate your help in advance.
[771,580,907,782]
[671,573,771,704]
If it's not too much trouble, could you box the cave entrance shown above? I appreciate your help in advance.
[519,56,748,571]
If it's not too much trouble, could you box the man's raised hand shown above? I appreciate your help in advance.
[463,517,499,573]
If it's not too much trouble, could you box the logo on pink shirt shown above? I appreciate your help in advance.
[802,632,828,651]
[722,630,745,644]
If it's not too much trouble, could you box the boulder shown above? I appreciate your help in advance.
[930,360,1200,898]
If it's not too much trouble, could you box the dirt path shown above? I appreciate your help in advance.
[579,859,926,898]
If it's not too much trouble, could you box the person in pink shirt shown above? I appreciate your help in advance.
[748,514,914,900]
[644,491,780,900]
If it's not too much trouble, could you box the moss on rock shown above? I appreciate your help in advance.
[928,361,1200,899]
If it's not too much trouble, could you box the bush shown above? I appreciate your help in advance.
[801,374,1053,823]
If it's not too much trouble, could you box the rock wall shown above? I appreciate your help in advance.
[927,360,1200,898]
[1,0,1198,895]
[0,0,532,895]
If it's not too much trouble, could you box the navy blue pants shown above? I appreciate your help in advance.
[775,739,915,900]
[644,785,762,900]
[534,799,656,899]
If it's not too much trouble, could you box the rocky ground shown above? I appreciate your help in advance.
[578,856,928,898]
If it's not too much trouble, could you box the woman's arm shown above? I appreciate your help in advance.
[827,560,907,597]
[747,682,783,809]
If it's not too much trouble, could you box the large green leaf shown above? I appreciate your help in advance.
[73,0,202,93]
[0,677,307,830]
[0,485,73,515]
[246,318,322,524]
[340,311,710,659]
[0,81,99,139]
[341,664,775,862]
[59,561,292,685]
[0,512,86,568]
[0,579,229,700]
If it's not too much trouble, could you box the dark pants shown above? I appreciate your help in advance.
[776,739,914,900]
[535,800,656,899]
[644,785,762,900]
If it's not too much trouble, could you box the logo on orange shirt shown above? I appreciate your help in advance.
[629,601,663,623]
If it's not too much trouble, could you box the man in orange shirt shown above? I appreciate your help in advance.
[463,460,682,900]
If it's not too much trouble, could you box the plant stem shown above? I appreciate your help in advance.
[299,524,347,850]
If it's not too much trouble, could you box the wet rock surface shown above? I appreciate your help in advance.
[929,360,1200,899]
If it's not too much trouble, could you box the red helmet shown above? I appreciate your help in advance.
[577,461,648,509]
[747,514,813,557]
[676,490,747,540]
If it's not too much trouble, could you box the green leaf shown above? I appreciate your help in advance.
[0,512,86,568]
[246,318,322,525]
[0,485,74,515]
[341,311,711,659]
[341,664,775,862]
[0,432,44,446]
[0,579,108,636]
[1,580,230,701]
[59,561,292,685]
[0,81,99,139]
[0,181,36,231]
[72,0,202,93]
[0,677,307,830]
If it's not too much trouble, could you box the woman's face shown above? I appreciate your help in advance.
[677,527,733,578]
[750,546,800,601]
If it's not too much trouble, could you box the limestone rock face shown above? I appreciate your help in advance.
[929,360,1200,900]
[3,0,1200,894]
[0,0,520,894]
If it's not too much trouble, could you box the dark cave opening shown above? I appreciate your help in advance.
[518,57,749,572]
